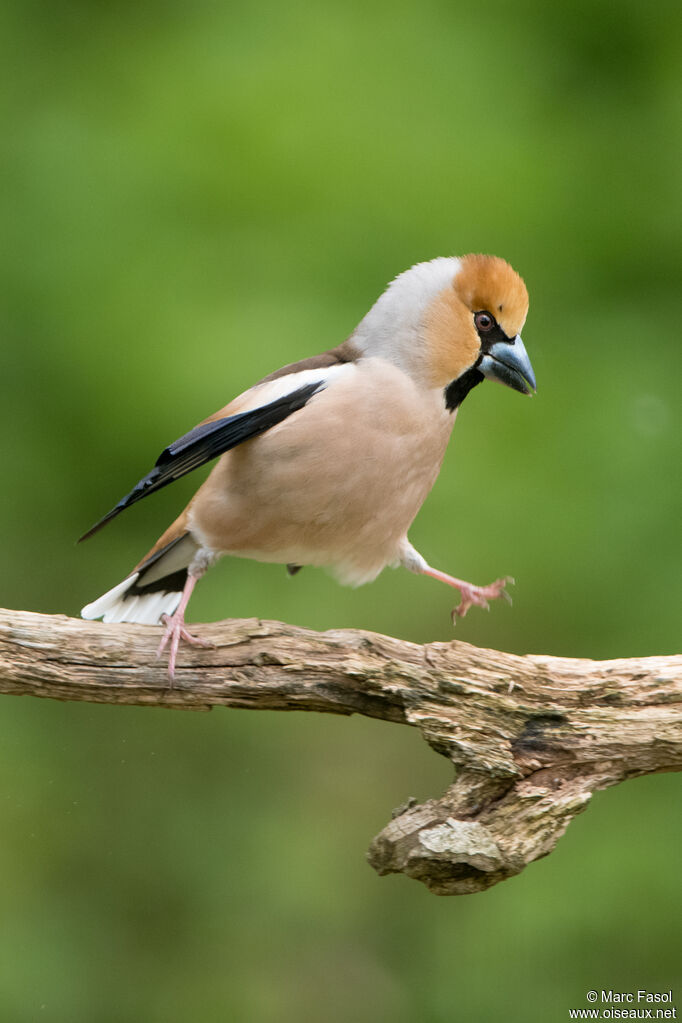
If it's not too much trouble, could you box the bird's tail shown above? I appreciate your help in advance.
[81,533,198,625]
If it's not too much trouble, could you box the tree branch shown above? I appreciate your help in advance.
[1,608,680,895]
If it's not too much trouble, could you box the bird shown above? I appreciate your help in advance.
[80,254,536,676]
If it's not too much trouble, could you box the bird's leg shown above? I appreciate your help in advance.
[157,574,213,678]
[398,539,514,622]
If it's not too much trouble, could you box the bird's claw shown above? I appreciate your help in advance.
[157,613,214,680]
[450,576,515,622]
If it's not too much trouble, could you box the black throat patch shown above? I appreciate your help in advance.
[444,312,516,412]
[444,366,484,411]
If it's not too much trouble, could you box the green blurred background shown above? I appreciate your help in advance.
[1,0,681,1019]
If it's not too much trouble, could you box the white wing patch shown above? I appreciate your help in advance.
[239,363,356,412]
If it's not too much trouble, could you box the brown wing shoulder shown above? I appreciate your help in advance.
[256,339,360,385]
[192,340,360,427]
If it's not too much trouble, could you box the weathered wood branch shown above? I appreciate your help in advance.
[1,608,680,895]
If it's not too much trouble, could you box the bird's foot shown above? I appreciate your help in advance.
[157,612,214,679]
[451,576,515,622]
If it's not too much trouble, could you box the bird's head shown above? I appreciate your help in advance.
[352,254,535,410]
[429,253,534,410]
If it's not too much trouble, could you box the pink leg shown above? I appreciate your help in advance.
[399,539,513,623]
[156,574,213,678]
[421,565,514,621]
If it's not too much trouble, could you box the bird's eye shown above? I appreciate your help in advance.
[474,311,495,333]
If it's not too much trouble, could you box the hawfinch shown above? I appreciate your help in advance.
[81,254,536,675]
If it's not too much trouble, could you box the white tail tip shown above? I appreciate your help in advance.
[81,573,182,625]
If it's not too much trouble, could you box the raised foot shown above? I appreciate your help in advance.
[451,576,515,622]
[157,612,214,679]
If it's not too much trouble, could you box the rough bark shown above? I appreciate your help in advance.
[1,608,680,895]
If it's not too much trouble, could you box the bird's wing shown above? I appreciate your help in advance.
[79,378,327,541]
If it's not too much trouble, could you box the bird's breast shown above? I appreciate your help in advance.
[188,358,455,582]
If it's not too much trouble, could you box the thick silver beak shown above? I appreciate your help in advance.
[478,335,536,395]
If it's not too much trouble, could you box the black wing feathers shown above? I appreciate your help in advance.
[79,380,325,541]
